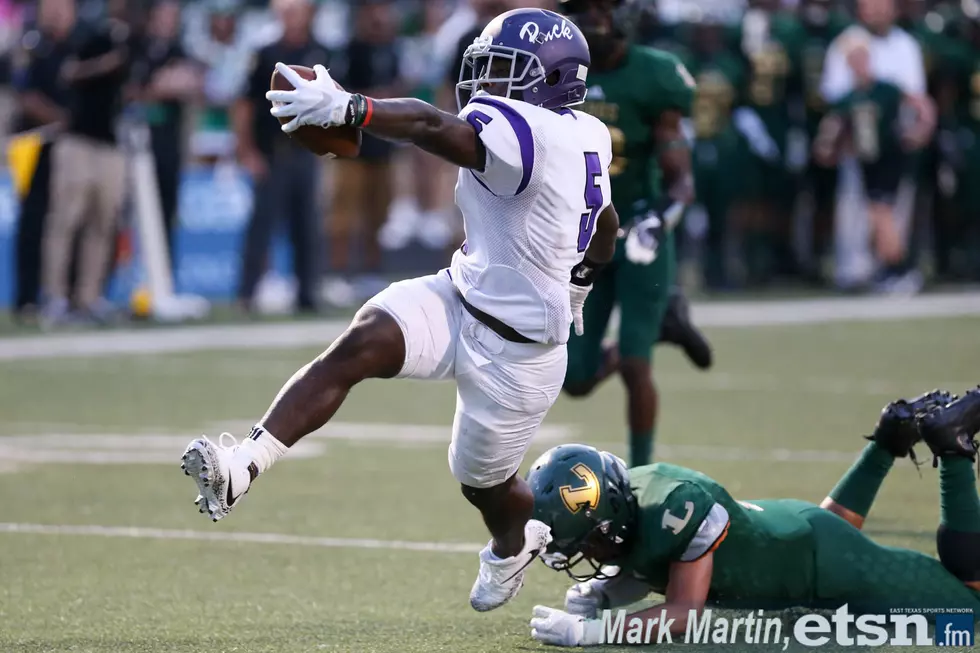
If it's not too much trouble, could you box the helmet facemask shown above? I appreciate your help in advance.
[457,36,548,110]
[543,516,631,582]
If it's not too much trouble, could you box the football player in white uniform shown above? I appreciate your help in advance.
[180,8,619,612]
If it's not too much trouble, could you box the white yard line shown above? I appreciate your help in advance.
[0,423,575,465]
[1,292,978,361]
[0,522,484,554]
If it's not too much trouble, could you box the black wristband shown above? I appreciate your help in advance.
[346,94,369,127]
[570,256,605,287]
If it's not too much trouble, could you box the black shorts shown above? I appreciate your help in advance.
[860,153,905,204]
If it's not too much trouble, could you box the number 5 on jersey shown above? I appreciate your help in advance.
[578,152,604,253]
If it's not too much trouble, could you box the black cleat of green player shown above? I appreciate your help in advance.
[867,390,955,458]
[657,289,713,370]
[918,387,980,463]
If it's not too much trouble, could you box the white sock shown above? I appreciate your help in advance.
[239,425,288,474]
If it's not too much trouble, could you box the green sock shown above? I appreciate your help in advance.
[828,442,895,518]
[939,456,980,532]
[629,430,654,468]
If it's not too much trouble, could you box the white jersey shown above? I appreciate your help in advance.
[450,95,613,346]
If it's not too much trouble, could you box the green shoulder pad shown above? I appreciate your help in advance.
[631,467,718,562]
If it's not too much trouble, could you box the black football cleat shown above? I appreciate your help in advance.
[918,387,980,463]
[658,289,713,370]
[866,389,955,458]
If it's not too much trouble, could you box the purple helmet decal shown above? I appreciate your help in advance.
[457,8,591,111]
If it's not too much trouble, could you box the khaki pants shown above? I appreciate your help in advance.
[42,135,126,307]
[330,158,393,272]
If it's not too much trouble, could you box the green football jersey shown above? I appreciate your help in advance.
[737,13,805,141]
[834,81,904,163]
[689,52,745,141]
[621,464,817,605]
[798,13,852,135]
[940,39,980,131]
[579,45,696,212]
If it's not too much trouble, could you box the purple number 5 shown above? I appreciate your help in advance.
[578,152,603,252]
[466,110,493,133]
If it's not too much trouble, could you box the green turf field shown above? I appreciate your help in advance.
[0,309,977,652]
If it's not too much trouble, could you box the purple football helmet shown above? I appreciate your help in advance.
[456,8,591,111]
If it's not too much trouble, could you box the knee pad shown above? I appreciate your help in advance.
[936,525,980,583]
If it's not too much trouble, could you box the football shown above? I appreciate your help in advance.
[269,64,362,158]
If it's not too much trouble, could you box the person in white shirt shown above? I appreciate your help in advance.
[819,0,935,292]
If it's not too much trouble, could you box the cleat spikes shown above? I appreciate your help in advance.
[917,389,980,463]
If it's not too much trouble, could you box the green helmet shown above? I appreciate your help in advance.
[526,444,637,581]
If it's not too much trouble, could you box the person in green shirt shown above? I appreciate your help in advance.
[686,15,746,289]
[558,0,713,469]
[798,0,852,276]
[732,0,807,283]
[525,387,980,646]
[932,11,980,280]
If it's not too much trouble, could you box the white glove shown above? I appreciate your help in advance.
[531,606,604,647]
[265,62,351,133]
[564,581,607,618]
[569,283,591,336]
[624,212,663,265]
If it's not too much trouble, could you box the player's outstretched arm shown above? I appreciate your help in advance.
[265,63,485,170]
[358,98,487,170]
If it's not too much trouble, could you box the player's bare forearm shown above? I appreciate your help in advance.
[617,554,712,640]
[586,204,619,265]
[624,602,701,640]
[362,97,486,170]
[655,110,695,205]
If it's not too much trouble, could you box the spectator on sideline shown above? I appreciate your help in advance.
[236,0,327,314]
[41,0,132,327]
[10,0,74,324]
[820,0,934,292]
[324,0,401,307]
[382,0,452,254]
[185,0,248,164]
[378,0,515,252]
[132,0,202,263]
[814,33,934,292]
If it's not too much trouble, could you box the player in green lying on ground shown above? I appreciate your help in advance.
[557,0,713,470]
[523,388,980,647]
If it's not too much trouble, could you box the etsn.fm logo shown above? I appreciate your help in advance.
[935,612,974,647]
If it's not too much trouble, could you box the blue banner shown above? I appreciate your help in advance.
[0,166,297,308]
[0,172,16,309]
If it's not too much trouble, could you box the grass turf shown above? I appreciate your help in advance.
[0,316,977,652]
